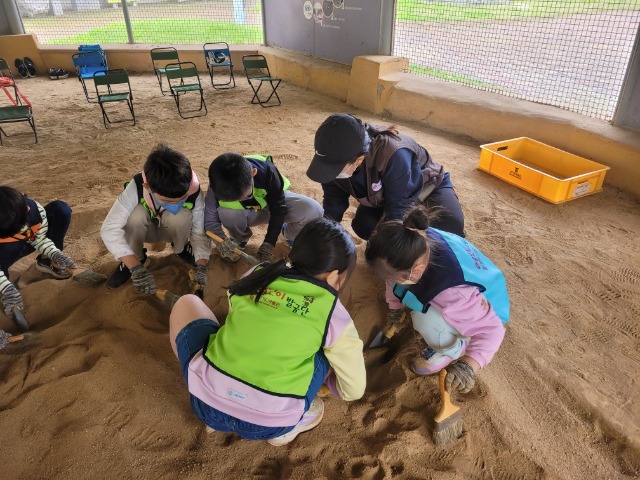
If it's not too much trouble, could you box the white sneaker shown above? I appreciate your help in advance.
[267,397,324,446]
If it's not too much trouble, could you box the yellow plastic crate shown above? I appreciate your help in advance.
[478,137,610,204]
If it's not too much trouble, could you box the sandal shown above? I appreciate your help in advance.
[14,58,28,79]
[23,57,37,77]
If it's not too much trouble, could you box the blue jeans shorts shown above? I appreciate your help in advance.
[175,318,330,440]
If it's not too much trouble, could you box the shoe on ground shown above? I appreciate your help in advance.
[267,397,324,447]
[410,346,454,376]
[176,242,196,266]
[106,251,148,289]
[35,255,71,279]
[14,58,28,79]
[280,223,294,248]
[49,68,69,80]
[23,57,36,77]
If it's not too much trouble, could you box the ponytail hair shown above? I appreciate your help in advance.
[228,218,357,302]
[365,205,438,275]
[365,122,400,141]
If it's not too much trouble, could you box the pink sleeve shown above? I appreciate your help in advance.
[430,286,506,368]
[385,281,404,310]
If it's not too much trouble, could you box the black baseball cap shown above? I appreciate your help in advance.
[307,113,365,184]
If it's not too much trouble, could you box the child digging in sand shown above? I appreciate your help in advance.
[169,218,365,445]
[365,205,508,393]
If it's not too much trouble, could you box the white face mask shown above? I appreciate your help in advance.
[399,279,417,285]
[335,172,352,179]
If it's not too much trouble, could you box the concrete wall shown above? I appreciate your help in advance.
[2,34,638,197]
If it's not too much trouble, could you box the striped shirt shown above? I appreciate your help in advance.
[0,201,60,293]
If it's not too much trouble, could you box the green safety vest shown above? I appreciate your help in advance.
[217,154,291,211]
[204,272,336,398]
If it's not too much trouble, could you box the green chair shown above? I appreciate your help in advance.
[151,47,180,96]
[242,55,282,107]
[165,62,207,119]
[93,69,135,128]
[0,105,37,146]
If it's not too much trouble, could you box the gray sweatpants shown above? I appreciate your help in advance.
[411,306,468,359]
[124,204,192,259]
[218,191,323,243]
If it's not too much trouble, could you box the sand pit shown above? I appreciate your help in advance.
[1,74,639,479]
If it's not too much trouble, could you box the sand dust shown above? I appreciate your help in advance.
[1,74,639,479]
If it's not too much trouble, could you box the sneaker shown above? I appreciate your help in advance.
[49,68,69,80]
[267,397,324,447]
[410,346,454,376]
[35,255,71,279]
[14,58,28,79]
[280,223,294,248]
[23,57,37,77]
[176,242,196,266]
[107,250,147,289]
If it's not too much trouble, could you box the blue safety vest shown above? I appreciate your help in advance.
[393,228,510,323]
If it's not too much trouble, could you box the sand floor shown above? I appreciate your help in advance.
[1,73,639,480]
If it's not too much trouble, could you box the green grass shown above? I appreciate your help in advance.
[410,63,505,90]
[43,19,262,45]
[397,0,640,22]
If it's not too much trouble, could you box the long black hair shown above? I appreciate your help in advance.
[228,218,357,302]
[365,205,438,277]
[0,186,28,238]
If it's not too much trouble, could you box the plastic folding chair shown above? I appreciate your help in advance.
[93,69,135,129]
[72,45,108,103]
[242,55,281,107]
[203,42,235,89]
[165,62,207,119]
[151,47,181,96]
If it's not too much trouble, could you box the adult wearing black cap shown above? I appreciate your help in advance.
[306,113,464,240]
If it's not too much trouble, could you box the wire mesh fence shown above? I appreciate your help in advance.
[18,0,263,45]
[393,0,640,121]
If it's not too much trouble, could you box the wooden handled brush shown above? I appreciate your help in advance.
[156,289,181,309]
[433,369,464,446]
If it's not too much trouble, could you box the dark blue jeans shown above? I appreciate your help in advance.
[0,200,72,276]
[175,318,330,440]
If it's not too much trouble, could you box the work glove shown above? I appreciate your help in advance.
[0,330,10,350]
[386,307,405,328]
[1,284,24,316]
[445,360,476,393]
[50,251,78,271]
[256,242,274,262]
[130,264,157,295]
[191,264,208,288]
[217,236,241,262]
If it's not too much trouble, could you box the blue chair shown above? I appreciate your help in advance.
[203,42,235,89]
[72,44,108,103]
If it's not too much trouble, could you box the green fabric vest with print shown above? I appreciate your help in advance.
[217,154,291,211]
[203,273,336,397]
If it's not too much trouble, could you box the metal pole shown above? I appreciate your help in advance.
[120,0,135,44]
[5,0,26,35]
[261,0,266,45]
